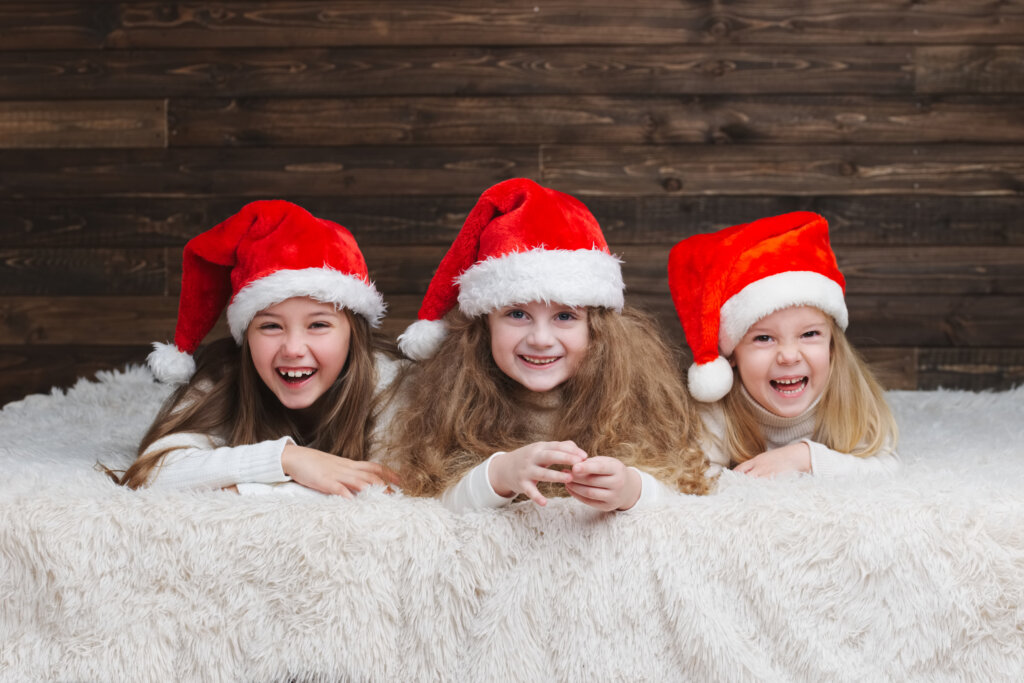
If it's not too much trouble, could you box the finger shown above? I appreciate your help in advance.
[555,440,589,459]
[329,482,355,499]
[571,459,618,476]
[380,465,403,486]
[534,449,587,468]
[522,482,548,507]
[566,482,612,502]
[564,484,612,509]
[531,465,574,485]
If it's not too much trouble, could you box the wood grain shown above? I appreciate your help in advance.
[0,46,916,99]
[5,2,1023,50]
[4,196,1021,248]
[168,95,1024,147]
[0,100,166,149]
[542,144,1024,196]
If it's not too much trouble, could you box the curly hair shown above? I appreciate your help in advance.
[385,306,708,498]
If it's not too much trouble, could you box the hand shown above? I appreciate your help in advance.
[733,442,811,478]
[565,456,642,511]
[281,443,402,498]
[489,441,588,506]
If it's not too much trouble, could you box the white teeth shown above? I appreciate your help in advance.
[280,369,314,379]
[773,378,803,385]
[522,356,558,365]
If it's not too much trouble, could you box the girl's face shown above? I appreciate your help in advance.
[730,305,831,418]
[246,296,351,410]
[487,301,589,393]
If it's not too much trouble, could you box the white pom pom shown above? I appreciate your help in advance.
[147,342,196,385]
[687,356,734,402]
[397,319,448,361]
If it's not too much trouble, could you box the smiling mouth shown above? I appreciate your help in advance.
[278,368,316,384]
[770,377,807,395]
[520,355,560,366]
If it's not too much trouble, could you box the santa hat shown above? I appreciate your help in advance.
[397,178,624,360]
[149,200,385,384]
[668,211,847,402]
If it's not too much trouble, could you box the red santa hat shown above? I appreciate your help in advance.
[397,178,624,360]
[149,199,385,384]
[668,211,847,402]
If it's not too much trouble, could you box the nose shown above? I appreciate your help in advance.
[776,341,800,365]
[526,319,555,348]
[280,330,307,358]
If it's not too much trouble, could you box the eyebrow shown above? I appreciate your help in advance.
[253,308,338,319]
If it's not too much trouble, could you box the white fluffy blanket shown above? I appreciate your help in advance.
[1,367,1023,682]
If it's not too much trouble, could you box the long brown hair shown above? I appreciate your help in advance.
[116,310,384,488]
[720,317,898,465]
[385,306,708,497]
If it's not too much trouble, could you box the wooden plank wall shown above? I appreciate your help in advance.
[1,1,1023,406]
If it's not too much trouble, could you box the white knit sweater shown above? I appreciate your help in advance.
[143,353,405,495]
[441,386,675,512]
[700,387,900,478]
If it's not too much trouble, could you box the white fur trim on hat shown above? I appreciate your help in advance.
[227,267,386,342]
[718,271,847,357]
[687,356,734,403]
[148,342,197,385]
[457,248,624,317]
[397,319,449,361]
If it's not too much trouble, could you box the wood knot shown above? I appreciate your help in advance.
[661,177,683,192]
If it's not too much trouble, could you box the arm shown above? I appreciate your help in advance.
[735,439,900,478]
[807,439,901,478]
[440,441,588,512]
[144,433,293,491]
[439,452,516,512]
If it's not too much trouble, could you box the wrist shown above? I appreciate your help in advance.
[616,467,643,511]
[486,451,516,498]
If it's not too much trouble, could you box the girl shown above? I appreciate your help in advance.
[386,178,708,511]
[116,200,401,496]
[668,211,899,479]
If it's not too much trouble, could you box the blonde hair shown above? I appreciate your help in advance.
[720,316,898,465]
[385,306,708,497]
[114,310,387,488]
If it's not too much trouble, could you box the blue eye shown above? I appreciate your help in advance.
[508,309,526,319]
[556,311,576,322]
[802,330,821,338]
[259,322,281,331]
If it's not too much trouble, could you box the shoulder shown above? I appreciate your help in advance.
[373,352,411,394]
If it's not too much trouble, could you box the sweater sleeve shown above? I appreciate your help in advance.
[623,468,676,511]
[144,432,293,491]
[806,438,901,479]
[440,452,515,512]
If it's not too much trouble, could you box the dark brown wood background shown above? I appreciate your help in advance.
[2,1,1023,406]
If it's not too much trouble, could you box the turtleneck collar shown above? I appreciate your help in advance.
[738,381,823,429]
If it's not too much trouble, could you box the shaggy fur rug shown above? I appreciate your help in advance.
[1,367,1023,682]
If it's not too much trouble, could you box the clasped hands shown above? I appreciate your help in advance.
[488,441,642,511]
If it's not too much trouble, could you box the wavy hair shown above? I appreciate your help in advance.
[385,307,708,498]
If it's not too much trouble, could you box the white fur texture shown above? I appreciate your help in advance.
[147,341,197,385]
[227,267,386,341]
[719,271,848,356]
[688,355,735,402]
[396,318,449,361]
[457,248,624,317]
[2,369,1023,681]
